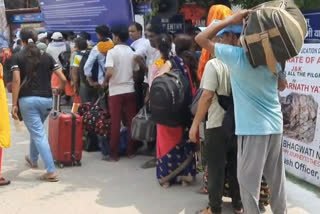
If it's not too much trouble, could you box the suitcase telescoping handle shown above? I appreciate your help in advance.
[52,89,61,118]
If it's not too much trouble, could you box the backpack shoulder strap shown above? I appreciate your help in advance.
[185,65,196,97]
[66,43,71,52]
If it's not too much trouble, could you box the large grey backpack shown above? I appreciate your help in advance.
[240,0,307,75]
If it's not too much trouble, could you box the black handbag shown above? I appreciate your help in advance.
[17,76,28,121]
[131,106,156,142]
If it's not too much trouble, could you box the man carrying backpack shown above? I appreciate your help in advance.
[189,23,243,214]
[70,37,88,97]
[83,25,113,101]
[47,32,74,103]
[195,10,287,214]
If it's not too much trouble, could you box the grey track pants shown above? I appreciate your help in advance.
[237,135,287,214]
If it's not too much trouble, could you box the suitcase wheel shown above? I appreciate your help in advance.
[58,163,64,168]
[75,161,81,167]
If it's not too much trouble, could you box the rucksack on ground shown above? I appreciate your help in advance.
[78,50,99,87]
[150,66,189,127]
[240,0,307,75]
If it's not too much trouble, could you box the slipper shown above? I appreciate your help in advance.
[234,208,244,214]
[197,187,208,195]
[0,178,11,186]
[195,208,219,214]
[25,156,38,168]
[195,208,212,214]
[182,180,191,187]
[141,158,157,169]
[161,182,170,188]
[127,153,137,159]
[105,157,118,162]
[39,174,59,182]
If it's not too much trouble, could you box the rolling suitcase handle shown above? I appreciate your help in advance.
[52,89,61,118]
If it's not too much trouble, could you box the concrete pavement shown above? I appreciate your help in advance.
[0,95,319,214]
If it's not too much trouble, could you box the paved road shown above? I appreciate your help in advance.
[0,95,319,214]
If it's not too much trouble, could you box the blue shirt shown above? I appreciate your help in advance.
[84,45,106,84]
[215,43,283,135]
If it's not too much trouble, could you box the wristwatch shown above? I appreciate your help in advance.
[278,70,286,80]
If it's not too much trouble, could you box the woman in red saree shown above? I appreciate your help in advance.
[150,34,196,188]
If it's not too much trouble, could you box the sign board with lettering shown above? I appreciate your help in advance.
[280,44,320,187]
[39,0,134,41]
[160,14,185,34]
[135,2,152,14]
[304,11,320,42]
[12,13,44,23]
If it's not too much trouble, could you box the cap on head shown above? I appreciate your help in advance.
[51,32,63,41]
[38,32,47,41]
[200,19,243,37]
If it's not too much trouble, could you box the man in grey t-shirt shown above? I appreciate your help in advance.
[190,58,242,214]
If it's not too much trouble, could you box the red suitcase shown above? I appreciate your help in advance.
[48,95,83,168]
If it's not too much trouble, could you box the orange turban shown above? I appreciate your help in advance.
[197,5,232,81]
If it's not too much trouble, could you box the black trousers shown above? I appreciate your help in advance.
[205,127,242,213]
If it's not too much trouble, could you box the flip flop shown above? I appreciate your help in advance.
[233,208,244,214]
[0,178,11,186]
[161,182,171,188]
[39,174,59,182]
[197,187,209,195]
[195,208,211,214]
[105,157,118,162]
[25,156,38,168]
[127,153,137,159]
[141,158,157,169]
[195,208,219,214]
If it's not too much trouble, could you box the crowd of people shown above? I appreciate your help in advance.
[0,3,290,214]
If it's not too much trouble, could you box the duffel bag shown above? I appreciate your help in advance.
[78,94,111,138]
[240,0,307,75]
[132,106,156,142]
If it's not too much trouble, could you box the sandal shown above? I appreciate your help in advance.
[182,180,191,187]
[233,208,244,214]
[195,207,215,214]
[197,187,208,195]
[25,156,38,168]
[161,182,170,188]
[259,202,266,213]
[0,178,11,186]
[141,158,157,169]
[105,157,119,162]
[39,173,59,182]
[127,153,137,159]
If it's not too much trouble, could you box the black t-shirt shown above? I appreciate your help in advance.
[11,50,60,98]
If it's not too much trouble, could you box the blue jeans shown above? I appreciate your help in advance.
[19,96,55,173]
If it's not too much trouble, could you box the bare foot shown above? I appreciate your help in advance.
[182,180,191,187]
[162,182,170,188]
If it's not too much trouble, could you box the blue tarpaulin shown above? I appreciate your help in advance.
[39,0,134,41]
[304,11,320,42]
[0,32,9,48]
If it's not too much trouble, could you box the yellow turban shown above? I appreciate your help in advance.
[97,40,114,54]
